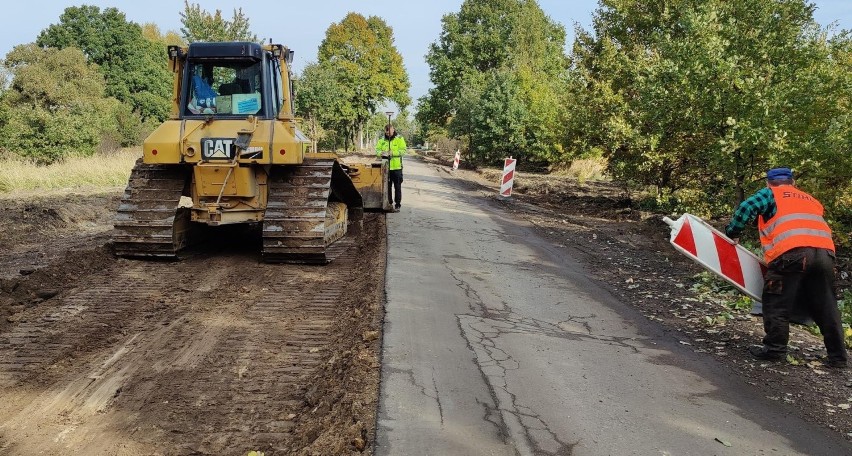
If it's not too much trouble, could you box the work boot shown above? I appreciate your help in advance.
[748,345,785,361]
[826,358,848,369]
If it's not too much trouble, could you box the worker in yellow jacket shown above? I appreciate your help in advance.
[376,125,407,212]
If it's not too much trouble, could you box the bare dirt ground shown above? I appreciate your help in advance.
[0,191,386,455]
[420,151,852,441]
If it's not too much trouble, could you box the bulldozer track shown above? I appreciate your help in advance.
[113,160,191,260]
[263,158,361,264]
[0,233,369,454]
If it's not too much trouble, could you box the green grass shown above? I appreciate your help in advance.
[0,149,139,195]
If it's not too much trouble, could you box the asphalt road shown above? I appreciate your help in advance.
[376,158,851,456]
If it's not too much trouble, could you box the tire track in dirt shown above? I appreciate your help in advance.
[0,217,384,455]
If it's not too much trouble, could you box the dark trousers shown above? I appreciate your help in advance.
[388,169,403,207]
[762,247,847,363]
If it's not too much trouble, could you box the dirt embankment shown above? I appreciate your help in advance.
[420,151,852,440]
[0,193,119,332]
[0,192,387,455]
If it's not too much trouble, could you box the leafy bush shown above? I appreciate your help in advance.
[838,289,852,348]
[0,45,138,164]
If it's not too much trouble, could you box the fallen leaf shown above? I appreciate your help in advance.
[714,437,732,447]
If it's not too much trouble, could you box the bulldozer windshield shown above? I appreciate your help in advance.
[185,60,264,117]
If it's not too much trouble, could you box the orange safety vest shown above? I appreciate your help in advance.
[758,185,834,263]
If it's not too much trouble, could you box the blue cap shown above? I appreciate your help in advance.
[766,167,793,181]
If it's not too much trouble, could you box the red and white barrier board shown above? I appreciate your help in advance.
[663,214,766,302]
[500,158,516,197]
[453,150,460,170]
[663,213,815,324]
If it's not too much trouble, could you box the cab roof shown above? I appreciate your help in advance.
[187,42,263,60]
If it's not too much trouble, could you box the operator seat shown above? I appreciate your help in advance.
[219,83,242,96]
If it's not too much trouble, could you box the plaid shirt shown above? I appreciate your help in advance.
[725,187,776,238]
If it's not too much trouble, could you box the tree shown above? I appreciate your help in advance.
[295,62,356,152]
[36,5,172,122]
[317,12,410,150]
[180,1,257,43]
[419,0,568,165]
[0,44,139,163]
[363,109,415,149]
[793,32,852,243]
[389,108,415,142]
[465,70,528,163]
[142,23,185,47]
[568,0,846,212]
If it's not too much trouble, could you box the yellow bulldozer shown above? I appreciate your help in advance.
[113,42,389,263]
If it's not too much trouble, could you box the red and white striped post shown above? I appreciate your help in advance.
[452,150,460,170]
[499,157,516,198]
[663,213,766,302]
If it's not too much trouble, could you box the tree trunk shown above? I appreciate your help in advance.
[310,116,318,153]
[344,127,349,152]
[734,148,745,204]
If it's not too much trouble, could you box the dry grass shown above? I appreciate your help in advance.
[551,157,609,183]
[0,148,140,196]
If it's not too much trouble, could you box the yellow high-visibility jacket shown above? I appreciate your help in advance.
[376,134,407,171]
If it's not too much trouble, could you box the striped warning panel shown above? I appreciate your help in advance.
[500,158,516,197]
[665,213,766,302]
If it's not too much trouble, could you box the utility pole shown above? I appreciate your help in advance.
[383,111,394,154]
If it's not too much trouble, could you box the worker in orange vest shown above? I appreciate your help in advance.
[725,167,846,368]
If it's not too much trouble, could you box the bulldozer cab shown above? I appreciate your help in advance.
[179,42,291,120]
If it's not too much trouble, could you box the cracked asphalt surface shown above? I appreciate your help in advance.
[376,158,852,456]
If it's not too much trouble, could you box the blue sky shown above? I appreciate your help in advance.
[1,1,850,103]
